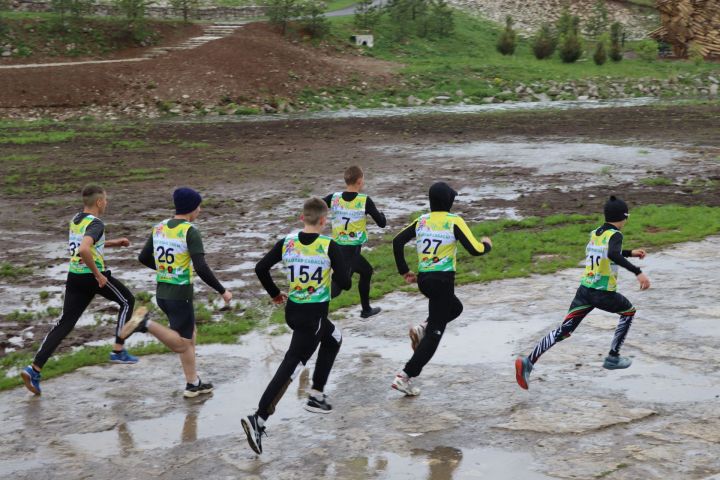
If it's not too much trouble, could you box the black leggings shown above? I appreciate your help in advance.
[256,301,342,420]
[34,271,135,367]
[404,273,463,378]
[331,245,373,310]
[529,285,636,364]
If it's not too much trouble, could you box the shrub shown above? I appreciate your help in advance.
[427,0,454,38]
[532,23,556,59]
[585,0,609,39]
[593,40,607,65]
[354,0,381,31]
[299,0,330,39]
[267,0,301,35]
[609,21,623,62]
[559,31,582,63]
[688,42,704,65]
[635,39,658,62]
[496,15,516,56]
[170,0,199,22]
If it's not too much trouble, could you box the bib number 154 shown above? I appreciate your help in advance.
[289,265,323,283]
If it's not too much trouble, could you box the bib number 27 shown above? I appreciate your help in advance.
[421,239,442,255]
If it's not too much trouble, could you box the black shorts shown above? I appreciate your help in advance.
[157,298,196,340]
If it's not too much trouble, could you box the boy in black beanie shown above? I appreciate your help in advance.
[515,196,651,390]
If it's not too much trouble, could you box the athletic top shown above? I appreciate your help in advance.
[152,219,194,286]
[138,219,225,301]
[581,223,641,292]
[256,231,351,303]
[323,192,386,246]
[68,213,105,274]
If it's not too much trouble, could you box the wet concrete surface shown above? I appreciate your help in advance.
[1,237,719,479]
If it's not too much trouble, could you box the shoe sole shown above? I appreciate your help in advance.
[183,387,213,398]
[409,327,422,351]
[109,359,139,364]
[304,404,333,414]
[515,357,529,390]
[21,370,41,395]
[119,306,149,340]
[360,308,381,319]
[241,418,262,454]
[603,361,632,370]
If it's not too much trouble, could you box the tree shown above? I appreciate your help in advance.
[299,0,329,38]
[609,21,623,62]
[354,0,380,31]
[427,0,454,38]
[532,23,556,59]
[496,15,516,56]
[170,0,199,22]
[51,0,95,24]
[593,39,607,65]
[585,0,609,39]
[115,0,154,39]
[556,6,578,37]
[559,30,582,63]
[266,0,301,35]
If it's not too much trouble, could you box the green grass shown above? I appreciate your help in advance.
[2,204,719,390]
[320,12,719,106]
[325,0,358,12]
[110,139,149,149]
[640,176,674,186]
[0,262,33,280]
[0,154,41,162]
[0,131,76,145]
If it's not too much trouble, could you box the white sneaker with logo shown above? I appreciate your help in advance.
[392,373,421,396]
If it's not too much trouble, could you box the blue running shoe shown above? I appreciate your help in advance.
[21,366,41,395]
[110,349,139,364]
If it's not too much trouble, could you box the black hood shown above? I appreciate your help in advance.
[429,182,457,212]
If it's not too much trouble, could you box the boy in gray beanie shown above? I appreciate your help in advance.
[515,195,651,390]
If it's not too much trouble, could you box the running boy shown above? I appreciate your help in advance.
[391,182,492,396]
[242,197,351,455]
[515,195,651,390]
[323,165,386,318]
[21,184,143,395]
[121,187,231,398]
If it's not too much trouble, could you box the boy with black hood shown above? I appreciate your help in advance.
[515,195,651,390]
[391,182,492,396]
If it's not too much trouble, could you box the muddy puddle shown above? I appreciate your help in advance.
[1,237,719,479]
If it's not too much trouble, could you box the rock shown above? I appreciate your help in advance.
[708,76,719,84]
[406,95,423,106]
[577,95,589,101]
[1,51,10,57]
[434,95,451,102]
[533,93,551,102]
[482,96,495,103]
[455,89,464,97]
[710,84,718,98]
[262,104,277,113]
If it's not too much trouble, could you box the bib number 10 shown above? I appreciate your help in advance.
[289,265,323,283]
[588,255,603,268]
[156,246,175,264]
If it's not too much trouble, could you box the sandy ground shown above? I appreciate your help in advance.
[1,236,720,479]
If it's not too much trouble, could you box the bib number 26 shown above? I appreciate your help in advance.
[156,246,175,264]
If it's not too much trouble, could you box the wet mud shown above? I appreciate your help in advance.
[1,237,720,479]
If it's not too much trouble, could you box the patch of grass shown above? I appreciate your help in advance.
[110,139,149,149]
[0,154,41,162]
[178,141,211,149]
[117,167,169,183]
[39,291,50,301]
[640,176,673,186]
[0,262,33,280]
[4,310,35,322]
[0,131,76,145]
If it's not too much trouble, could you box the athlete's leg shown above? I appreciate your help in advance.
[403,275,457,378]
[353,252,374,311]
[311,317,342,392]
[330,245,356,299]
[591,290,636,356]
[256,307,322,420]
[151,298,197,383]
[527,287,594,365]
[33,274,96,369]
[96,273,135,351]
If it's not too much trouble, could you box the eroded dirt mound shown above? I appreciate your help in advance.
[0,23,398,109]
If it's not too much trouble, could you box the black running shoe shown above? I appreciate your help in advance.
[184,379,214,398]
[360,306,382,319]
[241,414,266,454]
[304,394,333,414]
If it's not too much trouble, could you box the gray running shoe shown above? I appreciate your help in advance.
[603,355,632,370]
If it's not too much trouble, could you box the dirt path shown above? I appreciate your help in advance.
[1,237,719,479]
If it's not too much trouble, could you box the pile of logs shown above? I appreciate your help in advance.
[650,0,720,57]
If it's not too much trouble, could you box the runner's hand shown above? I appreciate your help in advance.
[95,273,108,288]
[118,238,131,247]
[221,290,232,304]
[481,236,492,248]
[631,249,646,259]
[637,273,651,290]
[272,293,288,305]
[403,272,417,284]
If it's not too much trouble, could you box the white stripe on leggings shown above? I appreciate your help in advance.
[106,281,131,337]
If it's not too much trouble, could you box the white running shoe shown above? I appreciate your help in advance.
[409,323,426,351]
[392,373,420,396]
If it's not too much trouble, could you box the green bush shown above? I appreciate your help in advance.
[593,40,607,65]
[609,21,623,62]
[496,15,516,56]
[299,0,330,38]
[532,23,556,60]
[353,0,380,31]
[559,31,582,63]
[266,0,301,35]
[688,42,704,65]
[635,39,658,62]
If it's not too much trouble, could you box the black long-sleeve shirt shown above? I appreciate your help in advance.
[392,216,492,275]
[322,192,387,228]
[598,223,642,275]
[255,232,352,299]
